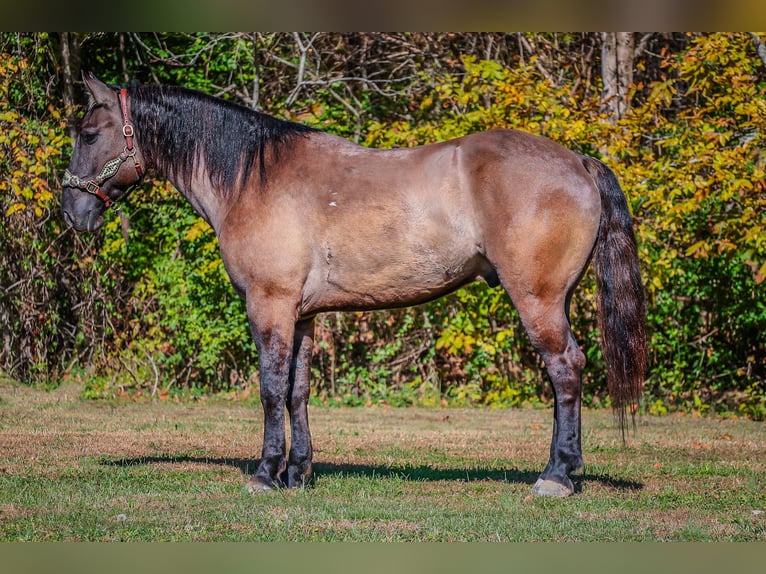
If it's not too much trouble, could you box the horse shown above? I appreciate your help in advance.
[61,72,646,497]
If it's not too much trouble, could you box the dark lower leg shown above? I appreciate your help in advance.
[536,334,586,494]
[539,396,583,483]
[286,318,314,487]
[250,329,292,490]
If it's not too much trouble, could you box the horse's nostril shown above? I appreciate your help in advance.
[86,210,104,232]
[62,210,74,228]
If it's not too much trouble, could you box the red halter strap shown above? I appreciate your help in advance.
[119,88,143,181]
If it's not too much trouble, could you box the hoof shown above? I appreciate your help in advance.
[245,476,277,493]
[288,474,313,489]
[287,463,313,489]
[531,477,574,498]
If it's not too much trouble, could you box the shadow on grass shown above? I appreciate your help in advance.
[100,455,643,492]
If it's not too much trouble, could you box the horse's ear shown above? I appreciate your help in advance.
[82,71,114,107]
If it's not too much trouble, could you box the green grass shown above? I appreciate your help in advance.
[0,379,763,541]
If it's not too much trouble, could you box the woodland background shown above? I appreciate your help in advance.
[0,32,764,418]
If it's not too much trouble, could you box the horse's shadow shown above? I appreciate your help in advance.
[100,455,643,493]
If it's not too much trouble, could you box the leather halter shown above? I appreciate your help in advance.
[62,89,144,208]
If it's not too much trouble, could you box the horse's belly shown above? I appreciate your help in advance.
[298,170,488,315]
[300,244,494,315]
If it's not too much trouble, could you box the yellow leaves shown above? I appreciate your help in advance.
[436,329,476,356]
[98,218,124,255]
[47,104,60,121]
[648,79,676,107]
[730,178,754,192]
[0,110,19,123]
[685,240,710,258]
[495,329,513,344]
[184,217,213,242]
[756,261,766,285]
[5,203,26,217]
[623,37,766,285]
[104,237,126,255]
[685,238,737,259]
[2,54,69,222]
[436,325,503,358]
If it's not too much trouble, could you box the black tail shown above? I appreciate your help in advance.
[582,156,647,437]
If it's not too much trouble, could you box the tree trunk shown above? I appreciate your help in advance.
[751,33,766,68]
[59,32,78,142]
[601,32,635,121]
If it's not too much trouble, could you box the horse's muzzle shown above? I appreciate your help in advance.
[61,190,105,232]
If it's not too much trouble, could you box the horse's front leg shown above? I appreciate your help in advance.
[245,295,296,493]
[286,317,315,488]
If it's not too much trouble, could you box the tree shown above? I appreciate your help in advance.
[601,32,635,121]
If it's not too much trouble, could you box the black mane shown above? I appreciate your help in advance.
[129,85,317,196]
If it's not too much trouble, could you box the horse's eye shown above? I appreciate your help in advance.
[81,131,99,145]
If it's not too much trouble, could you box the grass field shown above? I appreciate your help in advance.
[0,378,763,541]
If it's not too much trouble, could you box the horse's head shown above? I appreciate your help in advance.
[61,73,144,232]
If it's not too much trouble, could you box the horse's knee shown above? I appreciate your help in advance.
[289,394,307,416]
[550,335,585,375]
[256,341,293,410]
[260,379,288,410]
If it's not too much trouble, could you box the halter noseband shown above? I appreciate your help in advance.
[62,89,144,209]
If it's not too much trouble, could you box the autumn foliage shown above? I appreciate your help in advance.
[1,33,764,418]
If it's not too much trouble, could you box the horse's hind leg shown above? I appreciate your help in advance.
[488,210,594,496]
[286,317,315,488]
[534,311,586,497]
[511,284,589,495]
[482,157,600,496]
[514,293,586,497]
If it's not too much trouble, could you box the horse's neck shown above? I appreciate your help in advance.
[134,90,232,234]
[167,164,229,234]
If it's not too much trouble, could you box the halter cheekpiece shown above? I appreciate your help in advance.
[62,89,144,208]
